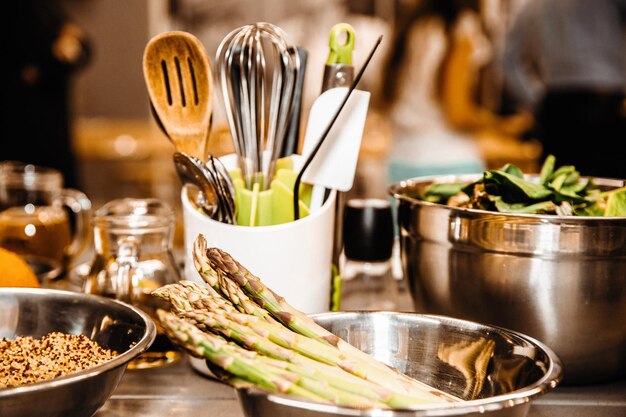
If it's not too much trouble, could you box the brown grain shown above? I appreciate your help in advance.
[0,332,117,388]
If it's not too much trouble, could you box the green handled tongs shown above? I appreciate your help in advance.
[321,23,356,270]
[321,23,355,92]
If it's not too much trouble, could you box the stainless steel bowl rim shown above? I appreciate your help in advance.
[0,288,157,398]
[237,312,563,416]
[389,174,626,222]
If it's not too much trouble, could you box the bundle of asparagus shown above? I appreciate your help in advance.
[153,234,461,409]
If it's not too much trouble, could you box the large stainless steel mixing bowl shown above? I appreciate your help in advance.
[0,288,156,417]
[237,312,562,417]
[390,174,626,385]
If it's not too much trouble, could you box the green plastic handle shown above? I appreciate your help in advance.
[326,23,355,65]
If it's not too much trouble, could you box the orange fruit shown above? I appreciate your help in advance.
[0,247,40,288]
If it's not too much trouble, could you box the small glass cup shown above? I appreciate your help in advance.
[340,198,398,311]
[83,198,181,369]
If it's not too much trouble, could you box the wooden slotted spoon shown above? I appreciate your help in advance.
[143,31,213,161]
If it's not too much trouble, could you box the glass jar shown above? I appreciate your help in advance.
[0,161,91,283]
[340,198,398,311]
[83,198,181,369]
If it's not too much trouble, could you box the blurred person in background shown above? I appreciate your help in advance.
[379,0,530,182]
[378,0,532,184]
[2,0,90,189]
[502,0,626,179]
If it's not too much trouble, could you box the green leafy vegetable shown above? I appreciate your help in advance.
[539,154,556,184]
[492,197,557,214]
[485,170,552,201]
[415,155,626,217]
[422,183,466,203]
[605,188,626,217]
[499,163,524,179]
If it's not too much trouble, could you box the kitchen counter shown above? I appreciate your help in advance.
[92,283,626,416]
[47,269,625,417]
[95,355,626,417]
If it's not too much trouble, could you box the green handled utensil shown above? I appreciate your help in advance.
[321,23,355,92]
[320,23,356,272]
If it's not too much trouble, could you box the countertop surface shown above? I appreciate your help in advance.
[95,355,626,417]
[93,285,626,417]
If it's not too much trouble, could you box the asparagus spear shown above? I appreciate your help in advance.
[192,235,217,287]
[193,236,349,352]
[153,280,282,327]
[182,308,444,408]
[152,281,237,313]
[193,236,275,320]
[194,236,456,402]
[203,358,256,389]
[162,284,448,404]
[157,310,385,409]
[158,284,353,366]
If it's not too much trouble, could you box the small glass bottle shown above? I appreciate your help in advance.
[340,199,398,311]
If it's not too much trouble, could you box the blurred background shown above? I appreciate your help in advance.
[5,0,624,249]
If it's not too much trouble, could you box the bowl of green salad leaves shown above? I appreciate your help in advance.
[389,155,626,385]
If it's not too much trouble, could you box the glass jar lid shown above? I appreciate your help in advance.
[94,198,174,232]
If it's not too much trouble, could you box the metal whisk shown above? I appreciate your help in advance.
[216,22,300,190]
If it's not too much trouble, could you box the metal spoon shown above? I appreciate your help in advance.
[208,154,237,224]
[201,155,235,224]
[173,152,219,218]
[173,152,237,224]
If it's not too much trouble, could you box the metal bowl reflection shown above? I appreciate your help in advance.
[237,312,562,417]
[0,288,156,417]
[390,174,626,385]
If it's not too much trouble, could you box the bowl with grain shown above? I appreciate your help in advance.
[0,288,156,417]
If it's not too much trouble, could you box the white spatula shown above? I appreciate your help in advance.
[301,88,370,210]
[292,35,382,220]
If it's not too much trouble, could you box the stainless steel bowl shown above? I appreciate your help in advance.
[390,174,626,385]
[0,288,156,417]
[237,311,562,417]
